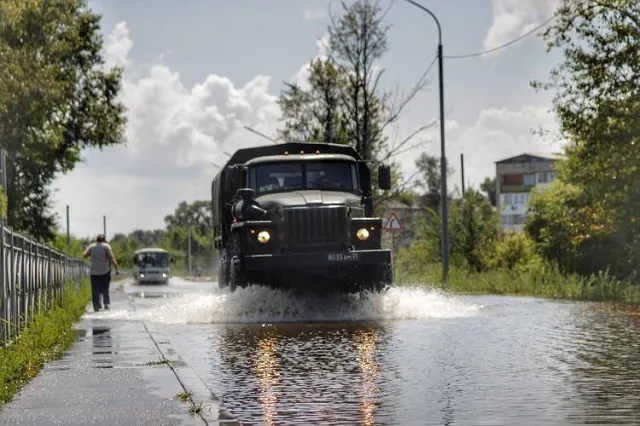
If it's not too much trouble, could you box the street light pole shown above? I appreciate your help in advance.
[402,0,448,286]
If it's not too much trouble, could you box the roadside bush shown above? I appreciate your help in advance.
[0,281,90,405]
[483,232,542,272]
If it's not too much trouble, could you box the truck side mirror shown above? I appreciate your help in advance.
[235,187,255,200]
[378,165,391,190]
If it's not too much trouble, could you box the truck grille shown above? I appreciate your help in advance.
[284,206,348,246]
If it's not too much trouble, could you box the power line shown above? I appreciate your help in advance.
[444,14,559,59]
[391,54,438,118]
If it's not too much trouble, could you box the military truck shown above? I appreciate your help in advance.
[211,142,393,294]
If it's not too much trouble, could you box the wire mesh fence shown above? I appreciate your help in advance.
[0,224,89,346]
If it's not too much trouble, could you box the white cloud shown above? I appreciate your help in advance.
[52,21,281,238]
[51,19,564,239]
[483,0,559,54]
[448,106,564,192]
[292,33,331,88]
[103,21,132,68]
[390,106,564,195]
[303,0,331,20]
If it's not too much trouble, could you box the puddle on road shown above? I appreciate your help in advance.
[129,291,178,299]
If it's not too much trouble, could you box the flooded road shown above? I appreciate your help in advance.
[93,277,640,425]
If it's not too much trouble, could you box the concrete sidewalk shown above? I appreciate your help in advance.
[0,284,240,426]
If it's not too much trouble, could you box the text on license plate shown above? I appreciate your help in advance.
[327,252,360,262]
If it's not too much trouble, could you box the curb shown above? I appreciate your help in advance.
[124,288,242,425]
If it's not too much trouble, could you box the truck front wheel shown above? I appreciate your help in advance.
[218,250,230,289]
[229,258,248,292]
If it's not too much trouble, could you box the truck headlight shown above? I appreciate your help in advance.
[356,228,370,241]
[257,230,271,243]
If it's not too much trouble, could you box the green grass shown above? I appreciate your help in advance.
[174,391,192,402]
[396,262,640,305]
[0,280,91,405]
[145,357,170,366]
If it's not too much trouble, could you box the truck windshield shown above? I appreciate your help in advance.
[249,161,359,194]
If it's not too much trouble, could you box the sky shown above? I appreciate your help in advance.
[52,0,565,238]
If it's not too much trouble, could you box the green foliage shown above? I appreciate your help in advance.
[524,180,615,275]
[396,260,640,304]
[0,0,127,241]
[278,58,351,145]
[413,153,454,210]
[484,232,541,272]
[450,189,500,271]
[94,200,215,273]
[530,0,640,280]
[49,233,88,258]
[410,188,498,270]
[0,280,91,405]
[0,186,6,218]
[480,177,497,206]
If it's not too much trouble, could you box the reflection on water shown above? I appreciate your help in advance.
[112,279,640,425]
[212,323,392,425]
[255,335,279,426]
[91,326,113,368]
[355,329,379,426]
[191,298,640,425]
[563,305,640,424]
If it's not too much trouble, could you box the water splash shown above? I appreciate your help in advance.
[98,278,483,324]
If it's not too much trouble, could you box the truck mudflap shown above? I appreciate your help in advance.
[240,249,391,270]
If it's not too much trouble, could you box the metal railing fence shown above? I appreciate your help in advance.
[0,224,89,346]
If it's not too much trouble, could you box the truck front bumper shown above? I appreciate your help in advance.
[238,249,391,271]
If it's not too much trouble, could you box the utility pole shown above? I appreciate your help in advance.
[460,153,465,196]
[103,215,106,236]
[66,205,70,248]
[187,226,192,276]
[402,0,449,287]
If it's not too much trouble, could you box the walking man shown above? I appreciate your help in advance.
[83,233,119,312]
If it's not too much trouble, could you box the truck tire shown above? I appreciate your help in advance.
[358,263,392,294]
[218,252,230,289]
[229,258,248,292]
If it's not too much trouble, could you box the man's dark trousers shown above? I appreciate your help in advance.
[90,272,111,311]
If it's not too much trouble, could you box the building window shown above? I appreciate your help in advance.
[537,172,549,183]
[502,174,523,185]
[513,215,525,225]
[523,174,536,186]
[548,171,557,182]
[503,194,513,205]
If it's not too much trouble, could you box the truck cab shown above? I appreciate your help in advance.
[212,142,392,294]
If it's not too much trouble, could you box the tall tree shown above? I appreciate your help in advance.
[480,177,497,206]
[530,0,640,278]
[0,0,127,240]
[278,1,429,161]
[414,152,453,210]
[326,0,390,162]
[278,58,350,145]
[164,200,214,271]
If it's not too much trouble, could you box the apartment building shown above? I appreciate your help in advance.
[495,153,561,233]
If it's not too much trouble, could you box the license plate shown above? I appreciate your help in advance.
[327,252,360,262]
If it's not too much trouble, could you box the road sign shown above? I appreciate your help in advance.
[384,212,404,230]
